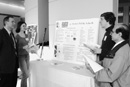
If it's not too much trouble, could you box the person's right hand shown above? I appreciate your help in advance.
[23,45,28,49]
[23,45,29,52]
[93,47,102,54]
[29,45,39,53]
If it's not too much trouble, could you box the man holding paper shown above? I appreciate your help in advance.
[94,24,130,87]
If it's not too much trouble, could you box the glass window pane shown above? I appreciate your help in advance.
[118,7,124,23]
[119,7,123,13]
[118,16,123,23]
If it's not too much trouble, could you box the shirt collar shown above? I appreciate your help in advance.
[4,27,11,35]
[106,25,114,32]
[112,40,124,49]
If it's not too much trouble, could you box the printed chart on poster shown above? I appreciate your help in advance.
[54,18,100,65]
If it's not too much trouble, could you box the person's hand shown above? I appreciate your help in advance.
[23,45,28,49]
[85,62,95,74]
[93,47,101,54]
[28,41,33,47]
[29,45,39,53]
[84,58,95,74]
[96,60,102,65]
[23,45,29,52]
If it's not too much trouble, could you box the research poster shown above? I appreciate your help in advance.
[54,18,100,65]
[27,24,38,45]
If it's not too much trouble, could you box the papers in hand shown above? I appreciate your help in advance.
[83,43,100,51]
[83,54,103,73]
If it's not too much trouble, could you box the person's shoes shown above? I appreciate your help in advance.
[17,74,22,79]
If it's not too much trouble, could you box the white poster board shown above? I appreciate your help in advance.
[54,18,100,65]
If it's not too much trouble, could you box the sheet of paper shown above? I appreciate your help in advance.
[83,43,100,51]
[83,54,103,73]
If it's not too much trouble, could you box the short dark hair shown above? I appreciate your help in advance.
[3,15,14,26]
[16,21,26,33]
[115,24,129,40]
[101,12,116,26]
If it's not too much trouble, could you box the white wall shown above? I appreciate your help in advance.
[49,0,118,48]
[25,0,38,24]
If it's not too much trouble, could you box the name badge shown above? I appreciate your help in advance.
[104,36,107,41]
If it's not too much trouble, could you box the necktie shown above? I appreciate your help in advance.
[10,33,16,49]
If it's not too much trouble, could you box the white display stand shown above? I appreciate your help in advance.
[29,60,95,87]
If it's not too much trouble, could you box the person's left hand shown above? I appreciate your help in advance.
[85,62,95,74]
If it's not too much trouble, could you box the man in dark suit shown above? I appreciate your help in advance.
[93,12,116,63]
[0,16,18,87]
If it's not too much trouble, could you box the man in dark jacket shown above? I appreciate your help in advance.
[0,16,18,87]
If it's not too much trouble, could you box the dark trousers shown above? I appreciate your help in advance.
[0,68,18,87]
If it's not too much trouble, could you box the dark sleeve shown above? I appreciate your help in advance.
[0,31,3,49]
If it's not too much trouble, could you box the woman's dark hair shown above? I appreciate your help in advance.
[115,24,129,40]
[101,12,116,26]
[16,21,26,33]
